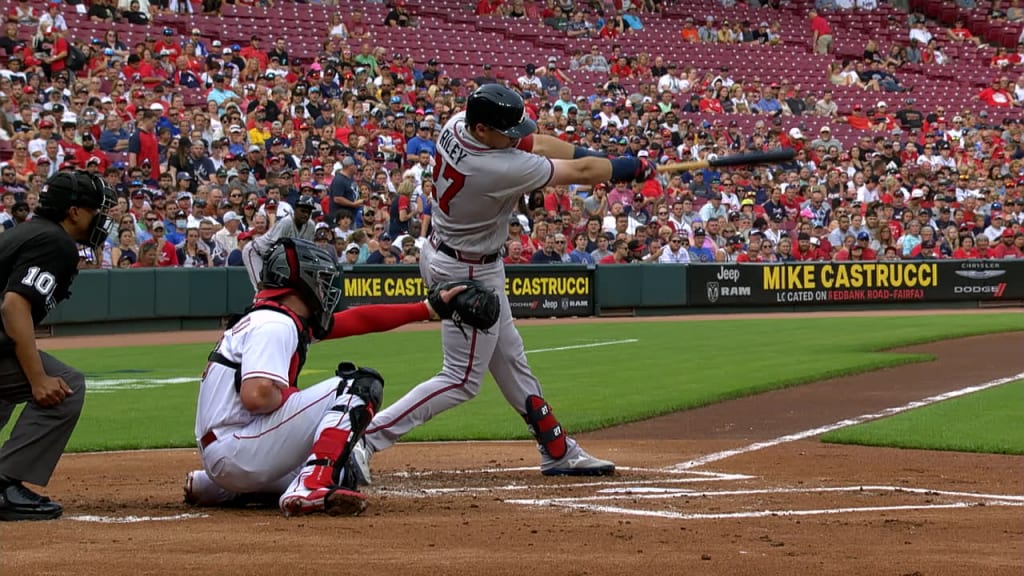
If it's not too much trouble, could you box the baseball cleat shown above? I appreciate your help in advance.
[541,448,616,477]
[348,438,373,486]
[279,486,367,517]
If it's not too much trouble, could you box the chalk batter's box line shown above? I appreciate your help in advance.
[504,484,1024,521]
[376,467,755,497]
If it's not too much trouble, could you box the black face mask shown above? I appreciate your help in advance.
[87,210,116,250]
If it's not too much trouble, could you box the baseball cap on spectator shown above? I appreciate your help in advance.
[809,236,821,246]
[856,231,870,241]
[176,192,192,202]
[341,157,356,167]
[194,198,207,208]
[237,231,253,241]
[692,227,706,236]
[345,243,360,253]
[223,211,241,223]
[229,125,243,134]
[1002,229,1014,238]
[788,128,804,139]
[911,189,925,198]
[992,202,1003,211]
[248,145,261,153]
[151,219,165,230]
[627,239,643,253]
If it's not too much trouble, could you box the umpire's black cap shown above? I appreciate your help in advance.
[465,84,536,139]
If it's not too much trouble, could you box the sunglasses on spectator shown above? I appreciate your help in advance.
[374,226,384,231]
[658,211,668,216]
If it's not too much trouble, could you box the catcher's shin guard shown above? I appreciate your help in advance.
[311,363,384,491]
[524,395,567,460]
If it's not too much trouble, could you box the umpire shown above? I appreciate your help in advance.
[0,170,116,521]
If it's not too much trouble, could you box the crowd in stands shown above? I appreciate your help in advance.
[0,0,1021,271]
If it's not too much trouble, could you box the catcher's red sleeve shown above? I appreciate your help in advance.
[324,302,431,341]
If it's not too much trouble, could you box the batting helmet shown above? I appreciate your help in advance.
[262,238,342,339]
[464,84,536,139]
[36,170,117,249]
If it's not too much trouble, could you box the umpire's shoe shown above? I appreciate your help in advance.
[0,481,63,521]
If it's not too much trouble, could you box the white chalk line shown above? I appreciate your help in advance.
[505,485,1024,520]
[524,338,639,354]
[81,339,638,394]
[379,470,754,497]
[504,501,996,521]
[671,370,1024,471]
[66,512,208,524]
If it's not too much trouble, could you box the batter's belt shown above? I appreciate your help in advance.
[430,234,501,264]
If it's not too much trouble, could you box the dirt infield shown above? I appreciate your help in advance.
[4,312,1024,575]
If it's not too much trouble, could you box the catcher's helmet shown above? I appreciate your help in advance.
[36,170,117,249]
[464,84,536,139]
[262,238,342,339]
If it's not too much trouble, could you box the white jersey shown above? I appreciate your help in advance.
[194,310,298,438]
[430,111,553,254]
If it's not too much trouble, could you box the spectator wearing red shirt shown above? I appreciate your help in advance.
[809,9,832,55]
[978,78,1014,107]
[153,28,181,61]
[543,186,570,216]
[239,35,269,71]
[599,239,630,264]
[844,105,872,130]
[992,230,1024,258]
[128,110,160,182]
[680,18,699,42]
[503,240,530,264]
[38,25,68,78]
[475,0,503,16]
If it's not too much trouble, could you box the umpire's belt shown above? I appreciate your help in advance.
[430,234,501,264]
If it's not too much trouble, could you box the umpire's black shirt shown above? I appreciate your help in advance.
[0,219,78,325]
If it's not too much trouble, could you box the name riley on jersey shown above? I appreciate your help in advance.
[439,129,469,165]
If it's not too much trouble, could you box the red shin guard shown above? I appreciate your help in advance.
[524,395,567,460]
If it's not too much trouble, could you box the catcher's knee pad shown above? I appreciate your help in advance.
[524,395,567,460]
[335,362,384,413]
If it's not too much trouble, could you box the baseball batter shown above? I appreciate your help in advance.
[184,238,469,516]
[241,196,318,290]
[354,85,656,479]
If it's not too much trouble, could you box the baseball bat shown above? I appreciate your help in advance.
[656,148,796,173]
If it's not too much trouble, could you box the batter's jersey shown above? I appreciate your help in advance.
[0,219,78,326]
[430,111,554,255]
[195,310,299,436]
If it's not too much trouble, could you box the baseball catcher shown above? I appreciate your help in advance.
[186,238,468,515]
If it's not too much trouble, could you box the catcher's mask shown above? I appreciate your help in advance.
[261,238,341,339]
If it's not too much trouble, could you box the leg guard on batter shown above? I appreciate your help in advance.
[523,395,567,461]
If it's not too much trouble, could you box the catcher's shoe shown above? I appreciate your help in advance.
[184,470,238,506]
[279,465,366,517]
[347,438,374,486]
[541,445,615,477]
[184,470,279,508]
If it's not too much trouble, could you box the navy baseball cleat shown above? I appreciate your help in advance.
[0,482,63,521]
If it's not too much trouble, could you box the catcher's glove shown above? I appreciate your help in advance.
[427,279,500,338]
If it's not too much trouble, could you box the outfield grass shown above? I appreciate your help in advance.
[4,313,1021,452]
[820,379,1024,455]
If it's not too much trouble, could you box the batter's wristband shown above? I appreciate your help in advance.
[573,146,608,159]
[609,157,642,181]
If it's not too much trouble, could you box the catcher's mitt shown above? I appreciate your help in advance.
[427,279,500,337]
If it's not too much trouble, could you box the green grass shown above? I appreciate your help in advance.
[4,313,1021,452]
[820,379,1024,455]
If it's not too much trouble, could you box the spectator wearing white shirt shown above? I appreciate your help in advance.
[909,21,932,45]
[659,234,691,263]
[516,64,543,93]
[657,64,683,94]
[597,100,623,129]
[698,193,727,223]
